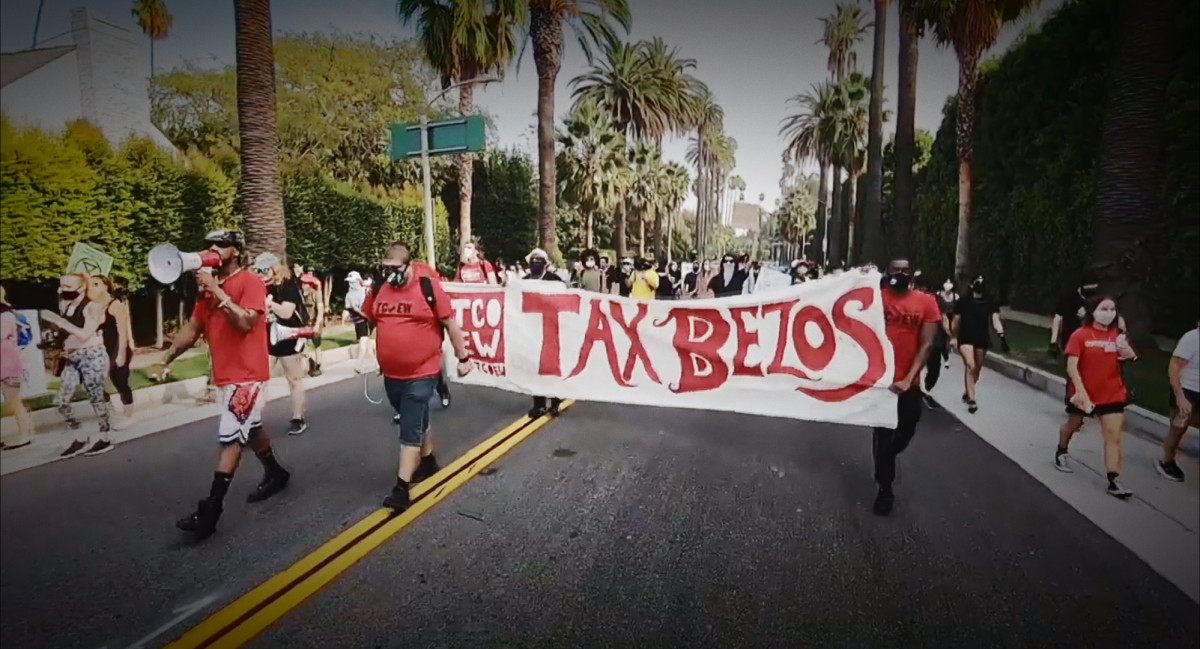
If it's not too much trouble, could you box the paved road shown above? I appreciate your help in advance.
[2,378,1197,649]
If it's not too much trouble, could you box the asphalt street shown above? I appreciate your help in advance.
[2,377,1197,649]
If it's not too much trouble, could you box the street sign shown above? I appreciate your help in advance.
[389,115,485,160]
[66,242,113,276]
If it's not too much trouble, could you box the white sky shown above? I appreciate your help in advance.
[2,0,1064,211]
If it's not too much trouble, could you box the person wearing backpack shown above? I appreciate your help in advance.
[361,241,472,513]
[1,285,35,450]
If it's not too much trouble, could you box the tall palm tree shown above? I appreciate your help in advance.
[527,0,631,261]
[686,87,725,258]
[399,0,525,251]
[1091,0,1183,333]
[924,0,1043,284]
[234,0,285,258]
[131,0,173,78]
[628,141,665,257]
[891,0,926,258]
[570,37,700,257]
[780,81,838,265]
[826,73,869,266]
[660,160,690,259]
[556,99,627,249]
[859,0,887,266]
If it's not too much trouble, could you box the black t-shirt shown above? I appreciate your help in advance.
[1055,290,1088,345]
[684,271,698,294]
[954,294,997,339]
[709,270,747,298]
[608,267,631,297]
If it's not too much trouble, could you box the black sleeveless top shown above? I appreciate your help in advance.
[62,296,91,329]
[101,301,122,358]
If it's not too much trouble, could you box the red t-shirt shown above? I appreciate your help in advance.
[362,263,452,380]
[881,288,941,381]
[455,260,496,284]
[1065,325,1127,405]
[191,269,270,386]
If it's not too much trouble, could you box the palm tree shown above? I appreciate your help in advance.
[891,0,926,259]
[826,73,869,266]
[570,36,701,257]
[859,0,887,266]
[131,0,173,78]
[660,161,690,259]
[628,141,665,257]
[780,81,838,266]
[399,0,526,251]
[1091,0,1183,333]
[556,99,627,249]
[527,0,632,261]
[234,0,285,258]
[686,87,725,258]
[924,0,1043,284]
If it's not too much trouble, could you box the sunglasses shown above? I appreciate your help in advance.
[253,267,271,276]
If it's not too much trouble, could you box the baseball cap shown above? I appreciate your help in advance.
[253,252,280,273]
[527,248,549,261]
[204,229,244,249]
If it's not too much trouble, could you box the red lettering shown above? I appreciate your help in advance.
[763,301,812,380]
[657,308,730,393]
[521,292,581,377]
[567,301,633,387]
[729,306,763,377]
[608,302,662,384]
[791,306,835,372]
[797,287,887,402]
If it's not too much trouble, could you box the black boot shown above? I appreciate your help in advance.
[176,499,222,539]
[247,467,291,503]
[383,479,410,512]
[411,454,441,483]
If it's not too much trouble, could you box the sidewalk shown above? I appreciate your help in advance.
[930,354,1200,603]
[0,345,365,477]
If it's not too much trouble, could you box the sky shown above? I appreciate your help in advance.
[2,0,1065,212]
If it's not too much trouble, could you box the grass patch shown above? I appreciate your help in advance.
[997,320,1171,417]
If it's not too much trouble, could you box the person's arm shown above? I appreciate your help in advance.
[646,271,660,290]
[900,321,939,391]
[1169,356,1191,418]
[1066,356,1091,409]
[196,273,261,334]
[162,320,201,365]
[42,303,104,343]
[113,302,130,365]
[314,297,326,331]
[992,307,1010,351]
[1050,315,1063,347]
[267,287,299,321]
[360,290,377,323]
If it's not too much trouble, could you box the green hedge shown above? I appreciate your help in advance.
[913,0,1199,336]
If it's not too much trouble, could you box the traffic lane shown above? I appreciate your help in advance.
[257,401,1198,649]
[0,378,529,649]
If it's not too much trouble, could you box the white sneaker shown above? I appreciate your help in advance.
[1053,453,1072,473]
[1107,480,1133,499]
[110,414,133,431]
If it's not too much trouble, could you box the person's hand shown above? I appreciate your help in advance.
[1173,394,1193,425]
[1070,391,1093,413]
[456,357,472,377]
[999,334,1011,353]
[194,270,219,294]
[890,376,913,394]
[265,294,275,310]
[949,338,959,353]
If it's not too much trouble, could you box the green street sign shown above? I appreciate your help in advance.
[390,115,486,160]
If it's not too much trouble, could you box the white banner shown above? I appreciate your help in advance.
[442,270,898,428]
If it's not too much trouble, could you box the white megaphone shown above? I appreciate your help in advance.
[270,323,316,347]
[148,244,222,284]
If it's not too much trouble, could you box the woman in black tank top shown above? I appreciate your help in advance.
[88,276,135,415]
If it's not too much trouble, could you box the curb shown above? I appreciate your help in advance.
[982,353,1199,460]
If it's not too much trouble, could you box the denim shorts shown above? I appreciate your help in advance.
[384,375,437,447]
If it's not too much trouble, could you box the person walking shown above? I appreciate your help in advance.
[346,271,376,373]
[920,278,955,409]
[523,248,567,417]
[299,269,325,377]
[158,229,291,539]
[361,241,471,512]
[1159,321,1199,482]
[950,276,1008,414]
[1053,295,1137,498]
[42,274,114,458]
[87,275,136,430]
[0,285,35,450]
[255,253,310,435]
[872,258,941,516]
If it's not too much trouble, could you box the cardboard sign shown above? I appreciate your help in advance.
[65,242,113,277]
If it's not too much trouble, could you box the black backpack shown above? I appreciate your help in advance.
[419,276,445,336]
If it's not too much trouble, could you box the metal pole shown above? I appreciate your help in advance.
[420,111,436,267]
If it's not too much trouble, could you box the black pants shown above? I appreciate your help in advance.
[110,361,134,406]
[436,372,450,397]
[923,341,948,392]
[872,388,923,488]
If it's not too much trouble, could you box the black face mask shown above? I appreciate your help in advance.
[529,260,547,274]
[886,272,911,292]
[60,291,80,300]
[383,265,407,287]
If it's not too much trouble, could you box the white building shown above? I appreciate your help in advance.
[0,7,173,150]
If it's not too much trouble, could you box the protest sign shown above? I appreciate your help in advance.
[66,242,114,277]
[443,270,898,428]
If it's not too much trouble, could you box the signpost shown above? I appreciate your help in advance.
[390,114,486,266]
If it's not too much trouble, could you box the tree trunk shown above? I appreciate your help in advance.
[530,6,562,261]
[813,162,828,263]
[892,9,919,259]
[1091,0,1181,336]
[828,166,844,267]
[860,0,887,267]
[846,170,859,265]
[150,40,156,79]
[584,208,594,249]
[638,207,647,257]
[653,206,664,259]
[952,48,981,287]
[456,82,475,252]
[234,0,286,260]
[614,199,628,258]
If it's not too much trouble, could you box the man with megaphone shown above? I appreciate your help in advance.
[153,229,292,540]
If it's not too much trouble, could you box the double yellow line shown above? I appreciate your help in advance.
[164,402,572,649]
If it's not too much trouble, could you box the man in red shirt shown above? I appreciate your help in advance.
[873,257,941,516]
[363,241,472,512]
[157,230,291,539]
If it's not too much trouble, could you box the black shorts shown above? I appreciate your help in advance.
[1170,388,1200,412]
[1064,399,1125,417]
[354,321,374,339]
[958,330,991,350]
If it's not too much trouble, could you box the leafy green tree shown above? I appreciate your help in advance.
[556,100,627,249]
